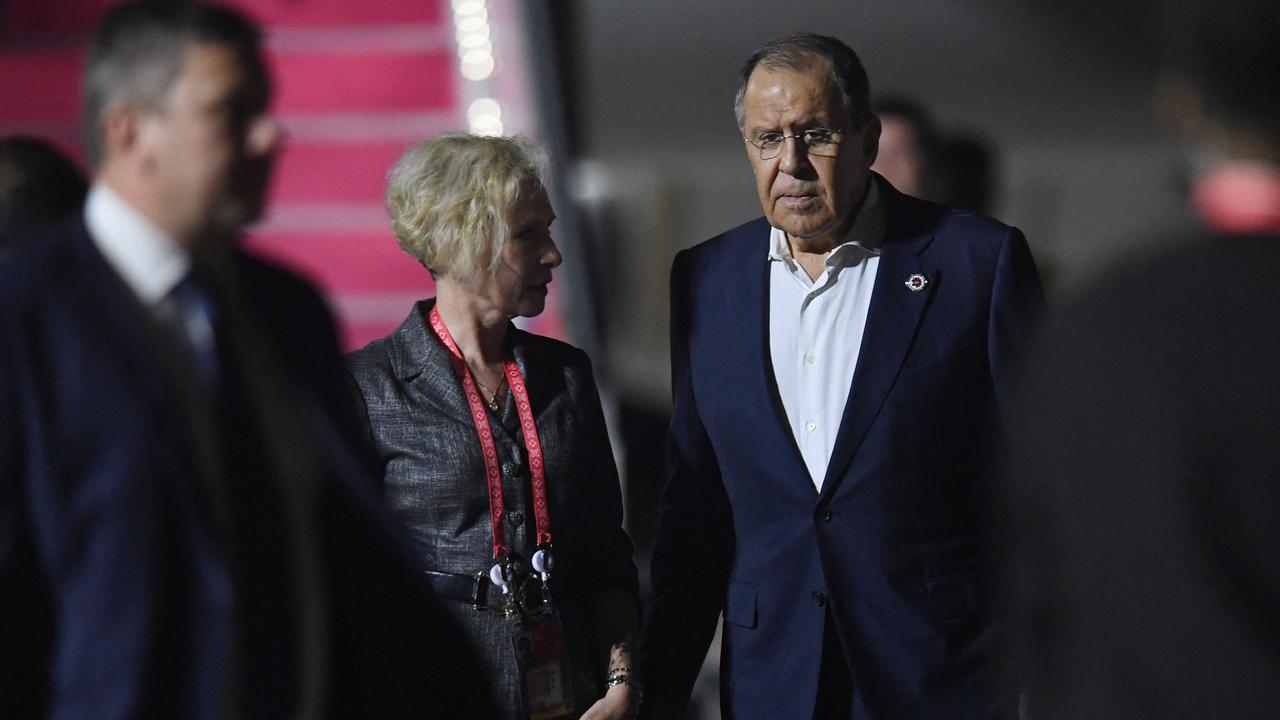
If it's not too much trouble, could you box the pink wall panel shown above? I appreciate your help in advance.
[244,231,427,294]
[269,51,454,114]
[269,141,411,203]
[0,49,85,119]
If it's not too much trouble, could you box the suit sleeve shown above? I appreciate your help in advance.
[988,227,1046,419]
[641,249,735,706]
[0,308,54,716]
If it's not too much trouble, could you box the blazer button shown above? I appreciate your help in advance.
[506,510,525,527]
[501,461,519,478]
[815,506,832,523]
[811,591,827,607]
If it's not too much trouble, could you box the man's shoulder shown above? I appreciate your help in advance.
[674,216,771,274]
[234,250,346,363]
[0,217,92,314]
[889,191,1015,244]
[236,250,330,312]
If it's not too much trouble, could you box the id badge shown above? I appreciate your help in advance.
[512,612,574,720]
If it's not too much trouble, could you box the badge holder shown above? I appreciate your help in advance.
[511,547,573,720]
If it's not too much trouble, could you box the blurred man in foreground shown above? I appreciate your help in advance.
[0,2,490,717]
[1011,4,1280,718]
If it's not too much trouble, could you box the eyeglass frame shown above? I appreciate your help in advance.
[742,116,871,161]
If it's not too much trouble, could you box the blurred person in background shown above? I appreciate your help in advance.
[0,2,490,717]
[939,133,998,215]
[642,32,1043,719]
[346,133,640,720]
[870,94,941,201]
[0,135,87,252]
[1010,4,1280,719]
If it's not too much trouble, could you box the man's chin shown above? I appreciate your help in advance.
[770,215,837,240]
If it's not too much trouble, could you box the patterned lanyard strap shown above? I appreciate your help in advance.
[428,306,552,561]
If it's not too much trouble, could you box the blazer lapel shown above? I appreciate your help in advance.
[72,222,179,429]
[388,299,476,427]
[716,221,814,490]
[819,187,936,500]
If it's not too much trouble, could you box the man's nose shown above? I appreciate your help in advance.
[777,135,810,176]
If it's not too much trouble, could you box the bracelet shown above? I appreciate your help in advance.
[605,670,644,702]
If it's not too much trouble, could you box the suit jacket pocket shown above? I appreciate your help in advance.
[724,576,758,629]
[926,569,980,622]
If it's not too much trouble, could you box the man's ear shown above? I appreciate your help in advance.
[862,114,882,166]
[99,101,146,163]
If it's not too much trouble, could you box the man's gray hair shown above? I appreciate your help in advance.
[733,32,872,131]
[82,1,266,167]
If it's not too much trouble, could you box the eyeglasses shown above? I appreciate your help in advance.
[744,127,843,160]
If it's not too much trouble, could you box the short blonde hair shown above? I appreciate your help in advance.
[386,133,548,284]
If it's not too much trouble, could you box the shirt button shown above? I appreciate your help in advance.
[501,461,519,478]
[805,353,816,365]
[806,421,817,432]
[811,591,827,607]
[506,510,525,527]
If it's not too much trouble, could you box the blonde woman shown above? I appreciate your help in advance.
[347,134,640,720]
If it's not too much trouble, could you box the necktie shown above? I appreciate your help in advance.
[168,273,222,394]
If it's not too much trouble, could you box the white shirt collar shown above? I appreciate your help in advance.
[85,182,190,305]
[768,180,884,269]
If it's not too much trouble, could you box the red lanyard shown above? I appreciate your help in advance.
[428,306,552,560]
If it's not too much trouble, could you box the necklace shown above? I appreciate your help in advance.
[473,374,506,412]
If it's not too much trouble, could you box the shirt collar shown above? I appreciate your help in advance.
[85,182,191,305]
[767,180,884,269]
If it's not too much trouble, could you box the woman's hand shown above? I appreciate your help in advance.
[580,683,638,720]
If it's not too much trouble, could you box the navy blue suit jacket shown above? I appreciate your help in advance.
[0,219,493,718]
[644,177,1043,718]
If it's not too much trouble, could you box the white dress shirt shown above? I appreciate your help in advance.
[86,182,190,305]
[84,183,218,354]
[768,182,884,490]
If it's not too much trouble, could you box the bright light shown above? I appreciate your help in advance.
[460,56,495,81]
[456,12,488,32]
[467,97,503,136]
[453,0,494,83]
[457,30,490,49]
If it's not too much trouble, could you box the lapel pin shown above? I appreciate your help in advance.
[905,273,928,292]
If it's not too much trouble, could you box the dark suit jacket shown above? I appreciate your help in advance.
[1011,233,1280,720]
[0,219,493,718]
[347,298,639,720]
[643,176,1043,719]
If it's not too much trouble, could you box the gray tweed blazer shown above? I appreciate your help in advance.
[347,299,638,719]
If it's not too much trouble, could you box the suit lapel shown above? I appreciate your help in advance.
[72,222,180,430]
[388,300,476,427]
[819,188,936,500]
[717,221,814,489]
[754,246,813,486]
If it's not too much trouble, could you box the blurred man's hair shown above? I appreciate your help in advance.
[82,1,268,167]
[0,136,87,249]
[1184,3,1279,140]
[872,95,940,157]
[734,32,871,130]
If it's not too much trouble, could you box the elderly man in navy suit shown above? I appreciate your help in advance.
[641,33,1043,719]
[0,2,490,717]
